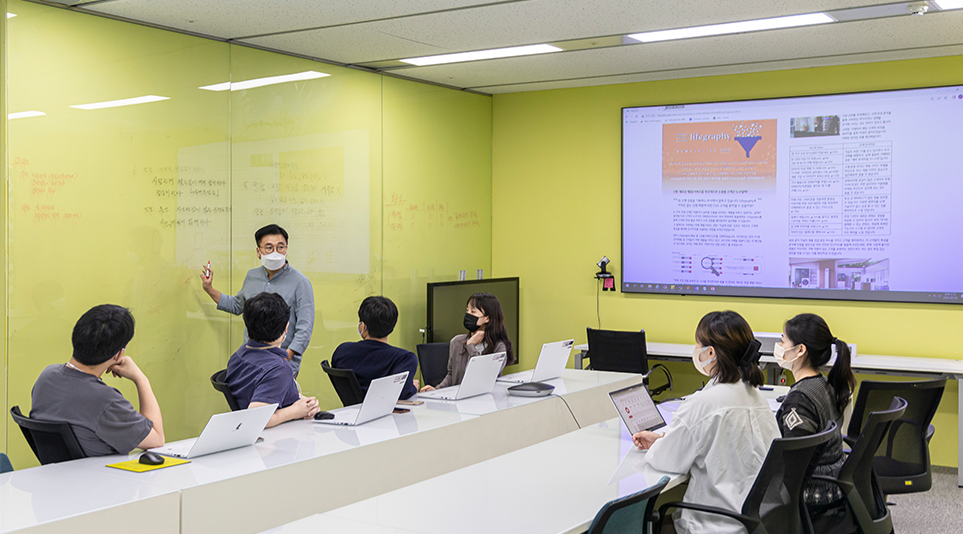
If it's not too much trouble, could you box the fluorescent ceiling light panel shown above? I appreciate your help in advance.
[628,13,834,43]
[198,71,330,92]
[70,95,169,110]
[401,44,562,67]
[934,0,963,9]
[8,111,45,119]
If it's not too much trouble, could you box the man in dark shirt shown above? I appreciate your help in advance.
[31,304,165,456]
[226,292,320,427]
[332,296,419,399]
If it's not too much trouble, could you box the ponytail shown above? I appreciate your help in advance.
[784,313,855,415]
[827,338,855,415]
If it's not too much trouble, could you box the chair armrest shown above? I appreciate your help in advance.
[657,501,759,533]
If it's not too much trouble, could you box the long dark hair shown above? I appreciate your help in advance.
[695,310,764,387]
[467,292,515,365]
[784,313,854,414]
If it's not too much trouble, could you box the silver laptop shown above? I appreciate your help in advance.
[419,352,506,401]
[315,371,409,426]
[608,383,666,435]
[497,339,574,383]
[150,403,277,459]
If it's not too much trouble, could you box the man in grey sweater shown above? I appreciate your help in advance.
[201,224,315,375]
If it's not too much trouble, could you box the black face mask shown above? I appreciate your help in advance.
[464,312,480,332]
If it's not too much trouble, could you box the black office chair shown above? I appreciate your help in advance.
[321,360,366,407]
[585,328,648,374]
[813,397,907,534]
[657,422,838,534]
[416,342,450,388]
[10,406,87,465]
[210,369,242,411]
[588,476,669,534]
[0,452,12,473]
[844,378,945,495]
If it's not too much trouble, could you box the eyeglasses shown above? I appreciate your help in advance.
[259,244,287,254]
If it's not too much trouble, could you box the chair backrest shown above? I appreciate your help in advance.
[210,369,242,411]
[0,452,12,474]
[741,422,837,534]
[838,397,908,534]
[846,378,944,492]
[9,406,87,465]
[585,328,648,374]
[587,476,670,534]
[321,360,366,407]
[416,342,450,388]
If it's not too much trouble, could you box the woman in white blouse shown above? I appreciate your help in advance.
[632,310,780,534]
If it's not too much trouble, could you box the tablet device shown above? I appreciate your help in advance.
[608,383,667,434]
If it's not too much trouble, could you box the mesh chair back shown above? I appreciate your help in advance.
[10,406,87,465]
[588,476,670,534]
[321,360,366,407]
[210,369,242,411]
[838,397,907,534]
[416,342,450,388]
[847,379,945,494]
[0,453,12,473]
[741,422,837,534]
[585,328,648,374]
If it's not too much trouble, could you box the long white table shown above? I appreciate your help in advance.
[3,369,639,534]
[260,417,685,534]
[261,386,792,534]
[577,341,963,485]
[0,462,180,534]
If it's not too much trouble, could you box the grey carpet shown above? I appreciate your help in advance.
[889,466,962,534]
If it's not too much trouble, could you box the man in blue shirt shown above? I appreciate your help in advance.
[332,296,419,399]
[201,224,314,375]
[226,292,320,427]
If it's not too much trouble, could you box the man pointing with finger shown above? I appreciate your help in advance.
[201,224,315,375]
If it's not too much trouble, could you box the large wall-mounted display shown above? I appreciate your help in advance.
[622,84,963,304]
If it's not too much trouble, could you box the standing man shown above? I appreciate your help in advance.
[201,224,315,375]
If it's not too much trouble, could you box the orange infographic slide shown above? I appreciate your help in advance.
[662,119,777,191]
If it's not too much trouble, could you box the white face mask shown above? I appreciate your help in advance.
[692,345,716,377]
[260,252,286,270]
[358,323,367,339]
[773,343,800,370]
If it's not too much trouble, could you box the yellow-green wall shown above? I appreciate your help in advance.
[1,0,491,468]
[492,56,963,467]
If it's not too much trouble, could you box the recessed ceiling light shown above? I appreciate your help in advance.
[8,111,45,119]
[628,13,834,43]
[70,95,170,110]
[934,0,963,9]
[199,71,330,92]
[401,44,562,67]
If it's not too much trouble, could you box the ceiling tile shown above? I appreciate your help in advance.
[84,0,509,39]
[392,13,963,90]
[480,45,963,93]
[241,0,884,64]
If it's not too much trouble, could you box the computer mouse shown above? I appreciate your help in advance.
[314,411,335,420]
[138,451,165,465]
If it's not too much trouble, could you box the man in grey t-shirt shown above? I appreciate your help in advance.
[30,304,165,457]
[200,223,315,375]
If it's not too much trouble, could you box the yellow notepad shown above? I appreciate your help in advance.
[107,456,191,472]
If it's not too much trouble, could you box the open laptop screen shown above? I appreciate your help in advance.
[609,383,666,434]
